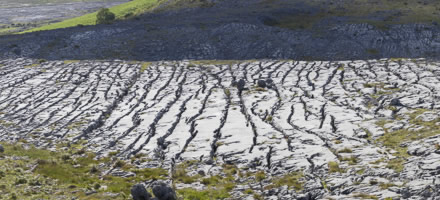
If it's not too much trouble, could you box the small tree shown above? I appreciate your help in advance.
[96,8,116,24]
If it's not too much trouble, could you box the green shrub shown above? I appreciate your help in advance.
[96,8,116,24]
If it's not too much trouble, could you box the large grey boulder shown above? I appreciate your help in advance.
[0,144,3,153]
[237,79,246,91]
[152,182,177,200]
[257,80,266,88]
[390,98,404,107]
[131,184,152,200]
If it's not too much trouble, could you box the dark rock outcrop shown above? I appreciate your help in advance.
[390,98,404,107]
[152,182,177,200]
[237,79,246,91]
[131,184,152,200]
[257,80,266,88]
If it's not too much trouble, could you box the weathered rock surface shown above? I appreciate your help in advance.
[0,58,439,199]
[1,0,440,61]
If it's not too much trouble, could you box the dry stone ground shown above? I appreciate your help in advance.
[0,58,440,199]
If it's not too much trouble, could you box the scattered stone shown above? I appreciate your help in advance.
[131,184,152,200]
[384,121,406,132]
[197,170,205,176]
[415,112,439,122]
[237,79,246,91]
[0,144,4,153]
[152,182,177,200]
[407,145,427,156]
[257,80,266,88]
[390,98,404,107]
[111,169,136,178]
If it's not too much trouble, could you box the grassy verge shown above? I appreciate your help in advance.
[0,141,167,199]
[376,109,440,172]
[22,0,165,33]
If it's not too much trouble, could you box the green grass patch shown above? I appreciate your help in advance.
[140,62,151,73]
[271,171,304,191]
[375,108,440,172]
[24,64,39,68]
[0,142,167,199]
[63,60,80,64]
[328,161,344,173]
[177,187,230,200]
[337,147,352,153]
[23,0,165,33]
[172,160,201,184]
[255,171,266,182]
[340,156,358,165]
[379,182,396,189]
[352,193,378,199]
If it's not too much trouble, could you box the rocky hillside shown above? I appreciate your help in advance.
[1,0,440,60]
[0,58,439,199]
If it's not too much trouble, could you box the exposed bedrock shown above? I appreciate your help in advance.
[1,58,440,199]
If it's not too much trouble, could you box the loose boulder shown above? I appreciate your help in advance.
[0,144,3,153]
[131,184,152,200]
[390,98,404,107]
[266,78,274,88]
[237,79,246,91]
[257,80,266,88]
[152,182,177,200]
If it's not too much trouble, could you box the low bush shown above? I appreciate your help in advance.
[96,8,116,24]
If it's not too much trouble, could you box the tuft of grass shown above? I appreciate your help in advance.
[379,182,396,189]
[253,194,264,200]
[140,62,151,73]
[244,189,254,194]
[340,156,358,165]
[177,188,230,200]
[255,171,266,182]
[356,168,365,175]
[172,161,200,184]
[369,179,378,185]
[63,60,79,64]
[385,158,405,173]
[24,64,39,68]
[224,89,231,97]
[328,161,344,173]
[352,193,378,199]
[271,171,304,191]
[337,148,352,153]
[265,115,273,122]
[201,175,222,186]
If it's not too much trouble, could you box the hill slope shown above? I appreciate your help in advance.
[1,0,440,60]
[22,0,165,33]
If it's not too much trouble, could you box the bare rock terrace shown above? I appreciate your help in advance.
[0,58,439,199]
